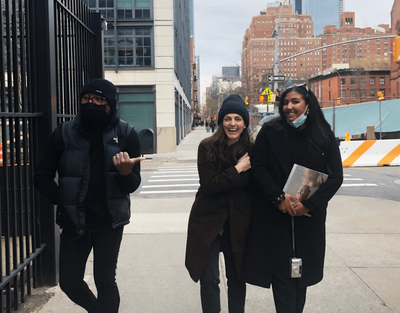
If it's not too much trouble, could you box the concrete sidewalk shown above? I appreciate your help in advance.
[38,127,400,313]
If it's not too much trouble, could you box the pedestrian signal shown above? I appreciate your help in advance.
[377,91,384,100]
[259,95,265,103]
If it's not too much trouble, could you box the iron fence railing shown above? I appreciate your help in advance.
[0,0,103,311]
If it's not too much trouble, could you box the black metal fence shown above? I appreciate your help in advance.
[0,0,103,311]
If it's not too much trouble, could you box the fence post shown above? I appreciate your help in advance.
[90,13,105,79]
[31,0,59,285]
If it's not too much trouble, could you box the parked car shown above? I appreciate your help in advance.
[250,114,277,142]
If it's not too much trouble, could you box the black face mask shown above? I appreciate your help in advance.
[80,102,110,127]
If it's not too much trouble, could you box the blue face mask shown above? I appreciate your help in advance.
[286,105,308,128]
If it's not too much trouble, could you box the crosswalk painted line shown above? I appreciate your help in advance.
[157,171,198,174]
[341,173,377,187]
[151,174,198,178]
[142,184,199,188]
[139,163,200,196]
[149,178,199,182]
[139,190,198,194]
[341,183,378,187]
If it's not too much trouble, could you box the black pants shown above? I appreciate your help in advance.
[199,224,246,313]
[59,227,124,313]
[271,269,307,313]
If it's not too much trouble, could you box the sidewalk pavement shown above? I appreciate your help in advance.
[38,127,400,313]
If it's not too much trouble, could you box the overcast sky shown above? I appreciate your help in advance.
[194,0,394,103]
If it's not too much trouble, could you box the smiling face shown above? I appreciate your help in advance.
[282,91,308,122]
[222,113,246,146]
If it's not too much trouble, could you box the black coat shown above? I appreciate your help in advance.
[243,119,343,288]
[185,137,253,282]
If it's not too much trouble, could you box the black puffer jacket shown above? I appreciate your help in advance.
[34,110,141,235]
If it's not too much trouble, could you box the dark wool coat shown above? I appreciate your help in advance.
[185,137,253,282]
[243,120,343,289]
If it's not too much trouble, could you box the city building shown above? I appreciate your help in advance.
[320,12,392,71]
[83,0,192,153]
[210,74,242,95]
[309,68,391,107]
[390,0,400,98]
[242,3,392,104]
[242,3,320,101]
[292,0,343,35]
[222,65,240,80]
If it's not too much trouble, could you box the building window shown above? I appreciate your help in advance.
[370,77,375,85]
[380,89,385,96]
[360,89,366,98]
[350,90,356,98]
[350,77,356,85]
[380,77,385,85]
[360,77,366,85]
[341,89,346,99]
[117,0,151,19]
[341,78,345,86]
[105,28,152,67]
[370,89,375,97]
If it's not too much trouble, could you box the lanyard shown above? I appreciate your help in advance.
[291,216,296,257]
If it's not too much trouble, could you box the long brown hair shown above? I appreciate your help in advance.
[206,122,251,170]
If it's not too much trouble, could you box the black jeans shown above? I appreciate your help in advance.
[199,225,246,313]
[59,227,124,313]
[271,269,307,313]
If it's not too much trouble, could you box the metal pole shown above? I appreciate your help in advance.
[273,0,287,111]
[379,100,382,139]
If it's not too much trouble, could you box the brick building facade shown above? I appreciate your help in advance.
[309,69,391,108]
[241,3,392,103]
[390,0,400,98]
[320,12,392,70]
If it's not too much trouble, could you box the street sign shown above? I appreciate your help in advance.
[267,75,285,82]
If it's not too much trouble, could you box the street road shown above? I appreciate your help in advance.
[135,161,400,203]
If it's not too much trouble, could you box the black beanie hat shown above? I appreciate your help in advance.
[81,78,117,111]
[217,94,249,127]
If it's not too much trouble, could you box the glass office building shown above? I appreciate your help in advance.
[292,0,343,35]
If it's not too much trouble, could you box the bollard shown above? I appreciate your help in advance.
[345,132,350,141]
[0,143,3,166]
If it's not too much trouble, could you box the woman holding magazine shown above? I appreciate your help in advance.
[185,94,253,313]
[244,84,343,312]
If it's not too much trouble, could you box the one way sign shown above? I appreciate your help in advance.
[267,75,285,82]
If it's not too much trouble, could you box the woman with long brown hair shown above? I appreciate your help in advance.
[185,94,253,313]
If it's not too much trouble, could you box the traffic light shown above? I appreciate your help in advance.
[377,91,384,100]
[336,97,341,105]
[259,94,265,103]
[394,36,400,64]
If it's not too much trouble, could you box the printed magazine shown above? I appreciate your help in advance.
[283,164,329,211]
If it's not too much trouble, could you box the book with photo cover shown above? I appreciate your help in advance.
[283,164,329,216]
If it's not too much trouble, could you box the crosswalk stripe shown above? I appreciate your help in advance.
[157,171,198,174]
[139,190,197,194]
[341,183,378,187]
[149,178,198,182]
[142,184,199,188]
[151,174,198,177]
[343,178,363,181]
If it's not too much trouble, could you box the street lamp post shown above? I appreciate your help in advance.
[273,0,288,96]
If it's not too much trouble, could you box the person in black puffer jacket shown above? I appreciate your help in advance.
[34,78,144,313]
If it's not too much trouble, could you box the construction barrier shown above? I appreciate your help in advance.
[340,139,400,167]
